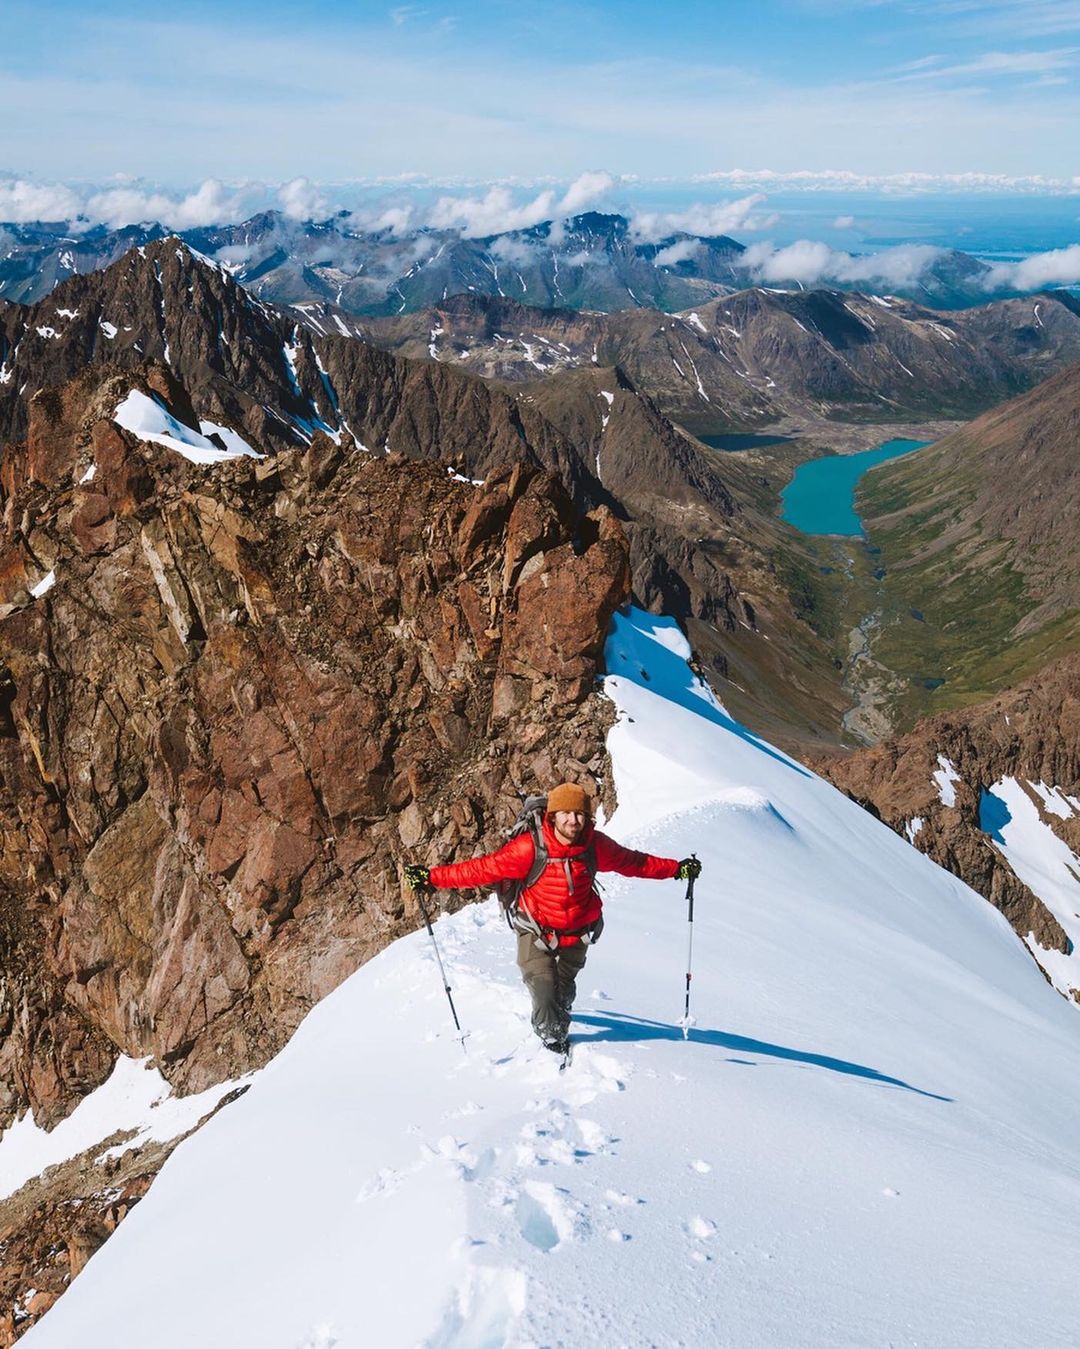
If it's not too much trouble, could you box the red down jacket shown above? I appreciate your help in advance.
[429,817,679,945]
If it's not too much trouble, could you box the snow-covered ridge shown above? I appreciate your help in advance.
[112,390,261,464]
[23,608,1080,1347]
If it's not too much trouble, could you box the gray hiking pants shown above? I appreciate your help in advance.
[516,932,589,1045]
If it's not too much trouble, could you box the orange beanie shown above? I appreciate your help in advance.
[546,782,590,815]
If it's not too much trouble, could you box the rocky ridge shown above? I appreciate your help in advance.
[816,653,1080,994]
[0,239,857,751]
[0,360,630,1334]
[363,287,1080,432]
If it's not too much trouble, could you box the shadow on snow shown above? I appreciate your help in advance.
[572,1010,952,1102]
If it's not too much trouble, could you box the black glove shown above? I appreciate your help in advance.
[676,857,701,881]
[403,864,431,891]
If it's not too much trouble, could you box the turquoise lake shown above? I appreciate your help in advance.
[781,438,930,536]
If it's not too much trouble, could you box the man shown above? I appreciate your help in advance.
[404,782,701,1056]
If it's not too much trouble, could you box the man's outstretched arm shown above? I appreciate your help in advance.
[593,832,682,880]
[425,833,535,891]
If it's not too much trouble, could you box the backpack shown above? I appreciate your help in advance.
[496,795,600,948]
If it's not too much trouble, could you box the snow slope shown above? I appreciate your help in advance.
[25,608,1080,1348]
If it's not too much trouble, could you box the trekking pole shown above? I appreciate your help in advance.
[680,853,698,1041]
[415,886,468,1055]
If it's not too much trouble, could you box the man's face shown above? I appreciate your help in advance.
[552,809,587,844]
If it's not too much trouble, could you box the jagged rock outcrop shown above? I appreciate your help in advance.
[815,654,1080,973]
[0,363,630,1333]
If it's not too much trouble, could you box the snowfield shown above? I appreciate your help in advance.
[24,608,1080,1348]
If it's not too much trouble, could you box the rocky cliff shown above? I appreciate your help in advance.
[0,360,630,1336]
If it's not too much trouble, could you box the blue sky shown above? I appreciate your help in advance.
[4,0,1080,185]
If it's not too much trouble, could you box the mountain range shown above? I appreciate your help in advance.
[0,238,866,751]
[360,286,1080,431]
[0,210,1064,318]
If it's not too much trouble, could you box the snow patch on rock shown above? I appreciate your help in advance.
[113,390,260,464]
[932,755,962,808]
[0,1058,244,1202]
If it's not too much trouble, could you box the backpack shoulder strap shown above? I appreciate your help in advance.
[522,818,548,890]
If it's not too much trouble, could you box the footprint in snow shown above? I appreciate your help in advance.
[516,1112,614,1168]
[516,1180,588,1252]
[687,1216,717,1240]
[691,1159,712,1174]
[356,1167,403,1202]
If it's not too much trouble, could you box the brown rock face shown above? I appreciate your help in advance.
[0,366,630,1330]
[815,653,1080,980]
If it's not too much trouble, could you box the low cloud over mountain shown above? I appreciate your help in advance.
[741,240,951,290]
[984,242,1080,292]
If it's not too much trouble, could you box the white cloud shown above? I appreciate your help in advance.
[629,194,777,243]
[558,170,615,215]
[741,239,947,289]
[652,238,703,267]
[425,171,615,238]
[278,177,330,220]
[214,243,259,268]
[0,177,85,222]
[487,235,543,265]
[427,185,556,237]
[84,178,258,229]
[344,202,415,235]
[983,243,1080,290]
[833,214,856,228]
